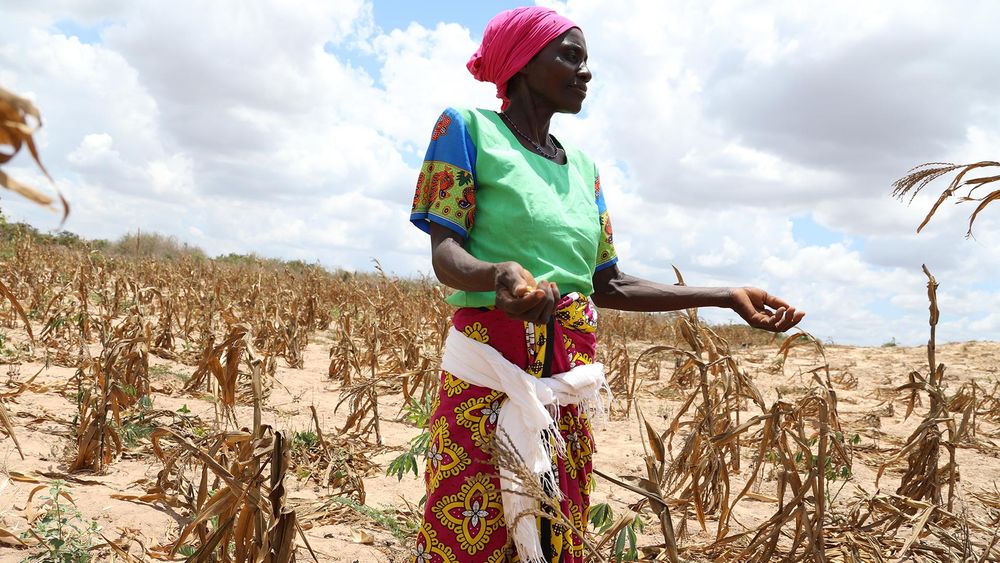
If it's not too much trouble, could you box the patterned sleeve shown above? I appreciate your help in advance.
[409,108,478,239]
[594,168,619,271]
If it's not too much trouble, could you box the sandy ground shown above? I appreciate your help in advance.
[0,330,997,562]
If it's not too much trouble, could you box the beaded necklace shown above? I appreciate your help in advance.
[499,112,559,160]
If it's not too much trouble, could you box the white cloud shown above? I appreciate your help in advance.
[2,0,999,345]
[372,22,496,150]
[67,133,115,166]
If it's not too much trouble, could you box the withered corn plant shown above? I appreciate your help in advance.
[287,406,369,503]
[186,322,269,423]
[660,345,764,532]
[877,266,959,513]
[118,360,314,562]
[652,294,767,535]
[328,275,452,445]
[0,366,37,460]
[948,378,1000,443]
[592,406,680,563]
[118,426,315,562]
[705,391,847,562]
[70,313,150,472]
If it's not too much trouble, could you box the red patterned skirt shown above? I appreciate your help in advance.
[411,294,599,563]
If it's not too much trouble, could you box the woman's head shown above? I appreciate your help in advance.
[467,6,589,113]
[509,27,590,115]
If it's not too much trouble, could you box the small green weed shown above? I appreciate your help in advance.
[588,502,614,534]
[386,397,433,481]
[0,330,25,360]
[386,432,430,481]
[327,496,417,543]
[823,432,859,507]
[21,480,100,563]
[291,430,319,451]
[588,503,643,562]
[119,395,154,447]
[795,432,858,509]
[613,514,643,562]
[149,364,189,381]
[402,396,433,428]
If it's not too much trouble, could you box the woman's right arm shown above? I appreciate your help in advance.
[429,223,560,323]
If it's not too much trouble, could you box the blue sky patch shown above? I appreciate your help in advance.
[792,214,849,248]
[372,0,523,35]
[325,1,524,88]
[53,19,107,45]
[323,41,381,84]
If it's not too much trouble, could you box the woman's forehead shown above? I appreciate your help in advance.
[548,28,587,50]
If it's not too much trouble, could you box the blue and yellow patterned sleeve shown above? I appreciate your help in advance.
[594,168,618,271]
[409,108,478,239]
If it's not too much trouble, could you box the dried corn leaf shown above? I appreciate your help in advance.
[0,169,54,207]
[892,160,1000,235]
[101,533,145,562]
[0,278,34,341]
[0,526,25,547]
[644,419,665,464]
[350,529,373,545]
[0,85,68,222]
[0,402,24,460]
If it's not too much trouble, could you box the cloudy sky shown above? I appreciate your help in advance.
[2,0,999,346]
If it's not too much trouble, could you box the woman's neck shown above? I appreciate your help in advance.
[502,99,554,147]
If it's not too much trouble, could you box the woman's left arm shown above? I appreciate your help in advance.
[591,265,805,332]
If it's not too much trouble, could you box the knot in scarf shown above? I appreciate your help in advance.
[466,6,577,111]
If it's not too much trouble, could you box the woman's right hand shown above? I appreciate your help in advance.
[494,261,559,324]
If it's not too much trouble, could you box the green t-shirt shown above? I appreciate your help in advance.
[410,107,618,307]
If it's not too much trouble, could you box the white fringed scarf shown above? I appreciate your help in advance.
[440,327,611,563]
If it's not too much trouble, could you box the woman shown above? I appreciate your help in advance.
[408,7,804,562]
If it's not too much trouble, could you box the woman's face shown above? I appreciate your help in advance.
[519,27,591,114]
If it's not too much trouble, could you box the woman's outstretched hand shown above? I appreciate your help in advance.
[494,261,559,324]
[730,287,805,332]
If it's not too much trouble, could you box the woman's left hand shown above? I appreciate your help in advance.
[729,287,805,332]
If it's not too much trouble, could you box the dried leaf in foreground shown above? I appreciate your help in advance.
[0,85,68,222]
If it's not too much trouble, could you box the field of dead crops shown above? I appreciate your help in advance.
[0,236,997,563]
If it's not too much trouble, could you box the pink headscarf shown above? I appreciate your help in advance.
[466,6,578,111]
